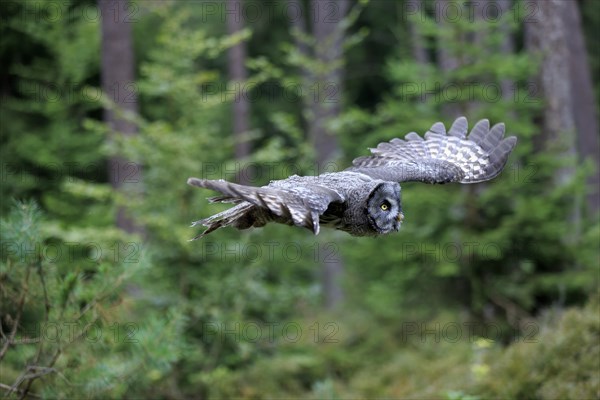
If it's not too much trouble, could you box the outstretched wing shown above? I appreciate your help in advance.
[349,117,517,184]
[187,177,345,235]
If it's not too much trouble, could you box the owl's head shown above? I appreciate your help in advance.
[366,182,403,234]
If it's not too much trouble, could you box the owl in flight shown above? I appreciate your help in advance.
[188,117,516,239]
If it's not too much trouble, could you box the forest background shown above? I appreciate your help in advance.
[1,0,599,398]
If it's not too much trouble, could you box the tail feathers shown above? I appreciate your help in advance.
[189,203,253,240]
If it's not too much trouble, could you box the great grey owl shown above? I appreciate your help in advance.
[187,117,517,239]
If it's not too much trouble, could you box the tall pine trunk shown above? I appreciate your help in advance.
[227,0,251,185]
[563,0,600,215]
[313,0,349,309]
[408,0,429,65]
[498,0,515,101]
[100,0,143,234]
[525,0,580,236]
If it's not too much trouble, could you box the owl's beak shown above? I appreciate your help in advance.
[397,212,404,223]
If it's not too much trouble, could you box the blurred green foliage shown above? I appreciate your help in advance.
[476,295,600,399]
[1,0,598,398]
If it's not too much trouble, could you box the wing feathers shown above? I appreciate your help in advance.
[484,122,506,151]
[448,116,468,138]
[467,118,489,145]
[189,202,254,240]
[405,132,423,141]
[430,121,447,135]
[350,116,517,184]
[187,177,341,236]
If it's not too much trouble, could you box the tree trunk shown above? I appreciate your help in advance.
[100,0,143,234]
[525,0,580,234]
[310,0,349,309]
[498,0,515,101]
[288,0,310,62]
[563,0,600,215]
[435,0,462,117]
[227,0,251,185]
[408,0,429,65]
[310,0,348,170]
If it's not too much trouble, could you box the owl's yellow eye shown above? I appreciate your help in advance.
[380,203,389,211]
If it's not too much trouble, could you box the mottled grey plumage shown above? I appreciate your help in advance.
[188,117,517,239]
